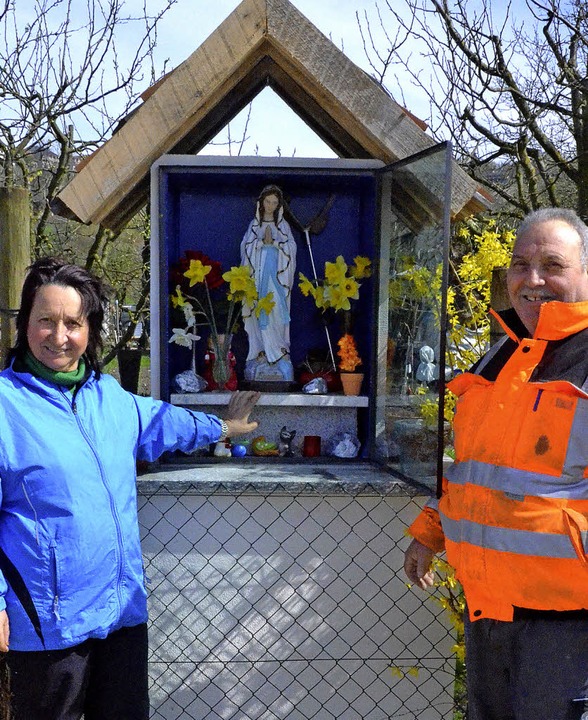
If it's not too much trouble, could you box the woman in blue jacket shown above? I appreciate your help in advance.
[0,258,259,719]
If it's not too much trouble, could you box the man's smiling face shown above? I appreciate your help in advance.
[507,219,588,335]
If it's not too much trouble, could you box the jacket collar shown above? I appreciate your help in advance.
[492,301,588,342]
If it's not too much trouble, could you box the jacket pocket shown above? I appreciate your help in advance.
[562,508,588,567]
[49,539,62,621]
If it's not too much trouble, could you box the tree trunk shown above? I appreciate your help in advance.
[0,188,31,366]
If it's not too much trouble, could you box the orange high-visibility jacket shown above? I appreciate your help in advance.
[410,301,588,621]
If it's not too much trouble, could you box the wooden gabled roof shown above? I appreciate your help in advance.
[53,0,488,231]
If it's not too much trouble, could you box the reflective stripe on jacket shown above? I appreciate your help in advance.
[409,300,588,621]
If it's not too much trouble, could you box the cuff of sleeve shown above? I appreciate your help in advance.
[218,419,229,441]
[409,508,446,554]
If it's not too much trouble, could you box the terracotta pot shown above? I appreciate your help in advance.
[340,372,364,396]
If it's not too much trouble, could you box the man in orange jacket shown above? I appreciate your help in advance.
[405,207,588,720]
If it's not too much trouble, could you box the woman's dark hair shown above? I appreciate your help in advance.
[8,257,110,376]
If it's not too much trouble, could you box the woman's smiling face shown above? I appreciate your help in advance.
[27,284,89,372]
[506,219,588,334]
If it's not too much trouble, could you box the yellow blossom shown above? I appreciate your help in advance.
[350,256,372,279]
[324,255,348,285]
[313,285,327,309]
[171,286,187,308]
[324,284,352,311]
[223,265,256,296]
[183,259,211,287]
[340,276,360,299]
[255,292,275,318]
[298,273,315,297]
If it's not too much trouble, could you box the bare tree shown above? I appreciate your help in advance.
[0,0,176,247]
[358,0,588,219]
[0,0,177,365]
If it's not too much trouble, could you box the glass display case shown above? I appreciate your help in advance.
[150,145,452,482]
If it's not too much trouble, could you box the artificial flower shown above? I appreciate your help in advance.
[337,333,362,372]
[184,259,211,287]
[169,252,273,368]
[298,273,315,297]
[171,286,186,309]
[170,250,224,290]
[222,265,257,299]
[168,327,200,348]
[324,255,348,285]
[324,284,352,312]
[255,292,276,318]
[298,254,371,314]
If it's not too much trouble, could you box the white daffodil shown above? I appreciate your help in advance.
[168,328,200,348]
[182,303,196,327]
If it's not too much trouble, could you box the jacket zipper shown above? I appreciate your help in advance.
[58,386,126,616]
[49,539,61,621]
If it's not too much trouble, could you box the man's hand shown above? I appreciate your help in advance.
[404,538,436,590]
[224,391,261,438]
[0,610,9,652]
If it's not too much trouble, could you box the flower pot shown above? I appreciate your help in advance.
[340,372,364,396]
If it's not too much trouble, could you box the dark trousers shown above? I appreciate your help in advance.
[465,610,588,720]
[6,623,149,720]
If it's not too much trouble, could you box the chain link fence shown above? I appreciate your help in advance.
[138,464,459,720]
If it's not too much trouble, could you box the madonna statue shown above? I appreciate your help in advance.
[240,185,297,383]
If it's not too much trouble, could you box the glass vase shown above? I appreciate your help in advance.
[210,333,236,391]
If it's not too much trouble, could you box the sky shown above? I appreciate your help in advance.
[132,0,404,158]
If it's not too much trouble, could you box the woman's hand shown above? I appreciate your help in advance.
[0,610,10,652]
[224,391,260,438]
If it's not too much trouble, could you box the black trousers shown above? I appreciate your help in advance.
[6,623,149,720]
[465,610,588,720]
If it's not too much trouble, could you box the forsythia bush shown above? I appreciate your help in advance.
[394,218,515,719]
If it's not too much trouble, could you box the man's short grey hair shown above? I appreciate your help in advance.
[516,208,588,267]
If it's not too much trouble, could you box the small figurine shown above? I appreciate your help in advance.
[415,345,436,385]
[213,441,232,458]
[278,426,296,457]
[251,436,280,456]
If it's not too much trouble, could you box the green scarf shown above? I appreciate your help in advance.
[24,350,87,389]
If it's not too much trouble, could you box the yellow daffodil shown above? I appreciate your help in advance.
[324,284,352,311]
[183,259,212,286]
[324,255,348,285]
[223,265,254,294]
[340,276,360,300]
[298,273,315,297]
[255,292,275,318]
[351,256,372,279]
[171,286,187,308]
[313,285,327,309]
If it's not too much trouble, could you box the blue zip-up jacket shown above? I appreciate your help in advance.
[0,363,223,651]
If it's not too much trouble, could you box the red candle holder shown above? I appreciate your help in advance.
[302,435,321,458]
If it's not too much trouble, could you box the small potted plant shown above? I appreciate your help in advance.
[337,333,364,395]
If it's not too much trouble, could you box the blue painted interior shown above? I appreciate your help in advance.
[158,164,378,398]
